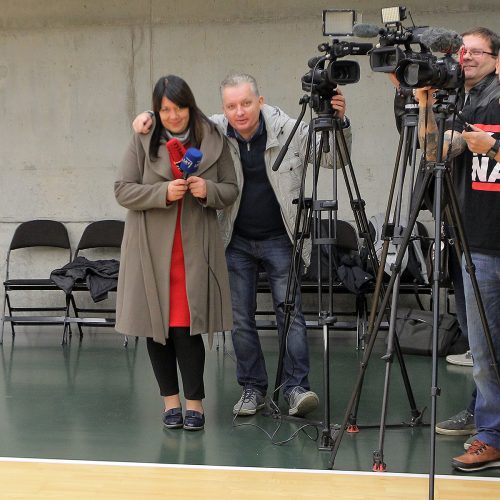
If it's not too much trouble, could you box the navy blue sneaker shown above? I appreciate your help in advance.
[183,410,205,431]
[162,407,183,429]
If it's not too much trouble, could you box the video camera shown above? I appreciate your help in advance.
[301,10,372,104]
[395,49,463,90]
[354,6,464,90]
[359,6,430,73]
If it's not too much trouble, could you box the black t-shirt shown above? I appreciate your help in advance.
[454,96,500,255]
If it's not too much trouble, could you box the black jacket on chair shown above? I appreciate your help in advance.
[51,256,119,302]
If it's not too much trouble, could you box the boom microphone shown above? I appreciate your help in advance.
[353,23,385,38]
[420,27,463,54]
[179,148,203,179]
[166,138,186,166]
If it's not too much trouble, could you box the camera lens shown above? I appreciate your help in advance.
[403,64,420,87]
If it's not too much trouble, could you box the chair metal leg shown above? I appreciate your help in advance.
[0,293,7,345]
[4,293,16,337]
[69,294,84,338]
[62,294,72,345]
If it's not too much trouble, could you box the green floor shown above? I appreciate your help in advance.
[0,326,496,479]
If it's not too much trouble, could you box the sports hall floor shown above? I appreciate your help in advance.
[0,325,499,498]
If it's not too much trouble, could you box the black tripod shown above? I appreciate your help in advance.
[345,89,427,473]
[270,92,384,449]
[328,88,500,499]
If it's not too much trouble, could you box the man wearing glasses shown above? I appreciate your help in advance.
[419,27,500,471]
[434,28,500,444]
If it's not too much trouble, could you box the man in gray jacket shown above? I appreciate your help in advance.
[133,73,351,417]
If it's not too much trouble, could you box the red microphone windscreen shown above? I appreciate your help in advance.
[166,138,186,165]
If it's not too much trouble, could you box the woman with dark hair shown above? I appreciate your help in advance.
[115,75,238,431]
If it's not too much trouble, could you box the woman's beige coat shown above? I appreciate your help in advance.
[114,119,238,346]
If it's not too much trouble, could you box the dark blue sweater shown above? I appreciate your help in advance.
[228,118,286,240]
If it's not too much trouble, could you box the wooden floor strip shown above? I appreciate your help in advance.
[0,458,498,499]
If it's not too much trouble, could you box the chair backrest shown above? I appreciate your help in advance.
[312,219,359,251]
[302,219,360,283]
[9,220,71,251]
[76,220,124,256]
[335,219,359,252]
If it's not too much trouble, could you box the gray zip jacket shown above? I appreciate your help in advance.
[211,103,352,266]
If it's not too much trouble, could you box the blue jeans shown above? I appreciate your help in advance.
[449,248,477,414]
[448,247,468,339]
[226,233,310,397]
[462,252,500,449]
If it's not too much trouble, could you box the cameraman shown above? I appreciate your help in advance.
[416,29,500,471]
[429,28,500,441]
[132,73,351,417]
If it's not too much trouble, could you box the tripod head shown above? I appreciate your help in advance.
[431,88,461,117]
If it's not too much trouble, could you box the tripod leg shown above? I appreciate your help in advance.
[335,124,423,433]
[426,157,451,498]
[272,126,315,404]
[372,124,427,470]
[319,321,333,449]
[328,165,434,469]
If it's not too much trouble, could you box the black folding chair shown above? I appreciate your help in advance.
[1,220,72,344]
[65,220,124,343]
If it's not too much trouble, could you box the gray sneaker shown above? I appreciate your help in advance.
[446,350,473,367]
[464,434,478,450]
[286,387,319,417]
[435,409,476,435]
[233,387,265,416]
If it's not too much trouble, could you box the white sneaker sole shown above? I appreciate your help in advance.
[446,353,473,367]
[435,426,476,436]
[453,459,500,472]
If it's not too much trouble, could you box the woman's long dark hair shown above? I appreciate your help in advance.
[149,75,214,160]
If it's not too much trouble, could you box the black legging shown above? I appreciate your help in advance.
[146,328,205,400]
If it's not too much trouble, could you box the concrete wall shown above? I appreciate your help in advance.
[0,0,498,309]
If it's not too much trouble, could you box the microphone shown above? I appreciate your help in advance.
[353,23,385,38]
[179,147,203,179]
[420,27,463,54]
[166,138,186,166]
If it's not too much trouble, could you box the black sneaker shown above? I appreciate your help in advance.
[435,409,476,435]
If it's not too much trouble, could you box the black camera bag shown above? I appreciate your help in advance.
[392,307,460,357]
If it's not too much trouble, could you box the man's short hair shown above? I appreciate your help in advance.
[220,73,260,98]
[462,27,500,55]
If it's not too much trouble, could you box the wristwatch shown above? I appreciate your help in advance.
[486,139,500,160]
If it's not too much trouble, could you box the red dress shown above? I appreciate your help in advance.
[167,147,190,327]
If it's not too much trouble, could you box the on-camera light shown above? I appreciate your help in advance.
[381,6,406,24]
[323,9,356,37]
